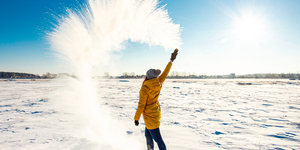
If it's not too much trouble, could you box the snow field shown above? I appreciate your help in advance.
[100,79,300,149]
[0,79,299,150]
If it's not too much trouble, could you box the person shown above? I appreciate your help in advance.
[134,48,179,150]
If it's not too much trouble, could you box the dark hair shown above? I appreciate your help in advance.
[142,76,149,85]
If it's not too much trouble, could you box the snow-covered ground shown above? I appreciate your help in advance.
[1,79,299,150]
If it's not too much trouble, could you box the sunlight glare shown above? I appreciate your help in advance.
[232,11,267,43]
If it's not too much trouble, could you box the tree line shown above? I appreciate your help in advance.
[1,71,299,79]
[115,72,300,79]
[0,72,73,79]
[0,72,40,79]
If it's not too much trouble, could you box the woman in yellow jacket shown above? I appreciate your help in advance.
[134,48,178,150]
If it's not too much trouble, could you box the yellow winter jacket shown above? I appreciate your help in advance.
[134,62,172,130]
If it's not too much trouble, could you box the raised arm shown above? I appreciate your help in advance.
[158,62,172,84]
[158,48,178,83]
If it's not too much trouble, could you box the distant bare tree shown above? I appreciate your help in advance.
[104,72,109,78]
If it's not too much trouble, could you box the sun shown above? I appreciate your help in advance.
[231,11,267,43]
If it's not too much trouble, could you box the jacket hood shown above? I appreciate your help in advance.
[144,78,161,90]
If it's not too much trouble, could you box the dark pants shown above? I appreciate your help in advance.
[145,127,166,150]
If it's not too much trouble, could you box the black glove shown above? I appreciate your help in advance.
[134,120,139,126]
[170,48,179,62]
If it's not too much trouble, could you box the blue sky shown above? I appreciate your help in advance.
[1,0,299,76]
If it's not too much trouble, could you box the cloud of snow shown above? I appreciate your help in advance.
[47,0,181,149]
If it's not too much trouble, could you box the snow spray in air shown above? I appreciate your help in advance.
[47,0,181,149]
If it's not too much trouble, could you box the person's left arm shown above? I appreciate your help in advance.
[134,86,148,125]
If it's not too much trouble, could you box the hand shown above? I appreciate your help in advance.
[170,48,179,62]
[135,120,139,126]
